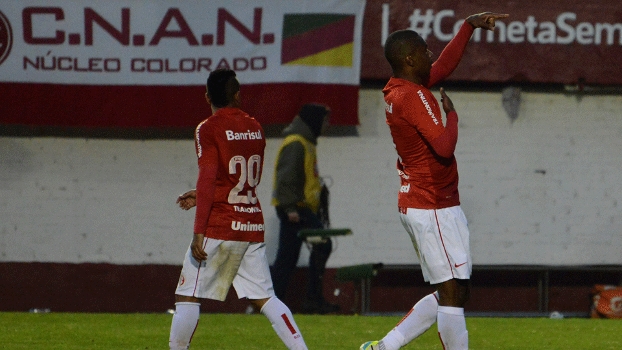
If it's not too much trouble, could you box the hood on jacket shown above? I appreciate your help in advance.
[282,104,330,144]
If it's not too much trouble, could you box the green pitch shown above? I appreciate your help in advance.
[1,312,620,349]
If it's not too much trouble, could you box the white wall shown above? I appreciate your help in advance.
[1,89,621,266]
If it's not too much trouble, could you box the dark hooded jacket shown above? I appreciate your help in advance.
[271,104,329,213]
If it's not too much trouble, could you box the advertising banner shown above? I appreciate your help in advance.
[0,0,365,128]
[361,0,622,85]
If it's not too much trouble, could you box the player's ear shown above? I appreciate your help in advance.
[233,91,241,105]
[205,93,211,105]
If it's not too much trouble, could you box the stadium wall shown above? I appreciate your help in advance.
[1,89,621,314]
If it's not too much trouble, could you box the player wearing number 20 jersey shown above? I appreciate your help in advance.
[193,107,266,243]
[170,69,308,350]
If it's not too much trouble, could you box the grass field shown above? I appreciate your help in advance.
[1,312,621,349]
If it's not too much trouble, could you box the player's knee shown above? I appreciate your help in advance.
[175,294,201,303]
[437,278,470,307]
[249,297,272,310]
[456,279,471,305]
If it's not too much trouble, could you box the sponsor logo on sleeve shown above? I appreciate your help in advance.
[417,90,439,125]
[195,120,207,158]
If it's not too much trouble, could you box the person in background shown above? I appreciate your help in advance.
[270,104,339,314]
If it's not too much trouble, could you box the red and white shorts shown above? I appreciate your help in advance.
[175,238,275,301]
[399,205,471,284]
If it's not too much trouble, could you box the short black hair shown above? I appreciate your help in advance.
[384,30,423,72]
[206,69,240,108]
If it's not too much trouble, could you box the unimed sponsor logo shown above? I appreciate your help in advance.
[231,221,264,232]
[0,11,12,65]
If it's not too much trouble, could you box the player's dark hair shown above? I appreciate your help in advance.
[206,69,240,108]
[384,30,423,72]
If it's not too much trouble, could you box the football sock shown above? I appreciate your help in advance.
[381,292,439,349]
[437,306,468,350]
[169,302,201,350]
[260,297,308,350]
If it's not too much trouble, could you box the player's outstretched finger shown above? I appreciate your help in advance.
[487,13,509,28]
[492,13,510,19]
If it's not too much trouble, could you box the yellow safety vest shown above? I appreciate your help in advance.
[272,134,321,213]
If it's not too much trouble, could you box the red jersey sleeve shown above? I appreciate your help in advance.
[403,87,445,142]
[193,120,218,235]
[427,21,474,87]
[428,110,458,158]
[401,87,457,158]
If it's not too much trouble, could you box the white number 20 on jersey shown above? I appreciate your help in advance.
[228,155,261,205]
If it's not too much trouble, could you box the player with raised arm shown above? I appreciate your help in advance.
[360,12,509,350]
[169,69,308,350]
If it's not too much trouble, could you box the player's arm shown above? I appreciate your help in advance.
[428,88,458,158]
[191,125,218,261]
[427,22,473,87]
[428,12,509,87]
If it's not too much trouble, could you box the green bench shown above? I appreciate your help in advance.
[336,263,383,314]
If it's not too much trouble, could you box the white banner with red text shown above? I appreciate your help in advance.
[0,0,365,126]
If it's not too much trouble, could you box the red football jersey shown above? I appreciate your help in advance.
[193,107,266,242]
[382,21,474,209]
[384,78,459,209]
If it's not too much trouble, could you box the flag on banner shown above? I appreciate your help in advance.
[281,14,355,67]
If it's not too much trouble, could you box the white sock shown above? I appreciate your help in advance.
[260,297,308,350]
[381,292,439,350]
[169,302,200,350]
[437,306,468,350]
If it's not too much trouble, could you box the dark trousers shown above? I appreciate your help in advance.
[272,206,332,303]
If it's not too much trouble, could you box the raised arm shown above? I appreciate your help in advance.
[428,12,509,87]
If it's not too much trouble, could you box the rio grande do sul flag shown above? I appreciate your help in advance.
[281,14,356,67]
[0,0,366,128]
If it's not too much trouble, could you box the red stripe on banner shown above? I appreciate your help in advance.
[241,83,359,125]
[281,16,356,64]
[0,83,206,128]
[0,83,359,128]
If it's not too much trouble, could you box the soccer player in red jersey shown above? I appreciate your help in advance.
[169,69,308,350]
[360,12,509,350]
